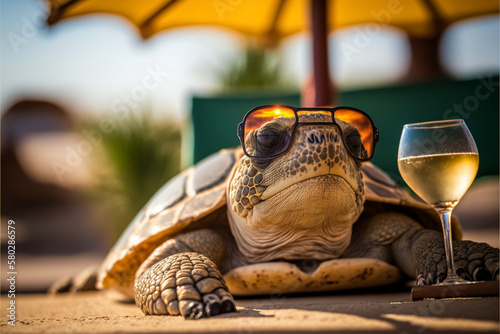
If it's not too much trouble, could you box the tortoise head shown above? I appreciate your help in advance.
[228,111,368,262]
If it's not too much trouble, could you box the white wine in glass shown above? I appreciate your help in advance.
[398,119,479,285]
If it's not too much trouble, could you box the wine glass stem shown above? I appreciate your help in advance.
[438,209,459,281]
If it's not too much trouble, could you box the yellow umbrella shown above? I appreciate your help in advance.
[45,0,498,106]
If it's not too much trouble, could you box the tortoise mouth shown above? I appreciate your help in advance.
[261,174,358,200]
[261,170,359,200]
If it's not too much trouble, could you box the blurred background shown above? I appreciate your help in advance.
[1,0,499,293]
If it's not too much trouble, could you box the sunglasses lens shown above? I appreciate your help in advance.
[335,108,375,160]
[241,106,296,158]
[243,106,295,140]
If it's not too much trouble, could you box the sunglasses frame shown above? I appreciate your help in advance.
[237,105,379,161]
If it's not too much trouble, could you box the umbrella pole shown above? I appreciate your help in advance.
[311,0,333,107]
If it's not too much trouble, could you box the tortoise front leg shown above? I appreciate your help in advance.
[134,229,236,319]
[348,212,499,284]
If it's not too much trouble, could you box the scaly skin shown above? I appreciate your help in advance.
[134,229,238,318]
[135,252,235,319]
[410,230,499,285]
[135,229,227,281]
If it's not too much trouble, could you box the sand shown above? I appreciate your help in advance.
[1,231,497,333]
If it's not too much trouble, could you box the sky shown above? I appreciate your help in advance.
[1,0,499,121]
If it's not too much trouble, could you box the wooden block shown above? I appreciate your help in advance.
[411,281,499,300]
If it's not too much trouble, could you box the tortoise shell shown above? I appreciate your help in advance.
[97,147,461,294]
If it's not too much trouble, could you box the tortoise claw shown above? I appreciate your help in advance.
[472,267,491,281]
[437,273,446,283]
[456,268,472,281]
[217,288,236,313]
[184,302,205,320]
[203,294,221,317]
[416,274,426,286]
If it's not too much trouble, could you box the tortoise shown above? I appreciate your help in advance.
[92,105,498,319]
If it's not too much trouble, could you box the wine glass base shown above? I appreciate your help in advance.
[434,276,477,286]
[411,281,499,301]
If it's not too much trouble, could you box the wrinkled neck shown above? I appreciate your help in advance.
[227,207,356,264]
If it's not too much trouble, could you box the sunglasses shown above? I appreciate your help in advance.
[237,105,379,161]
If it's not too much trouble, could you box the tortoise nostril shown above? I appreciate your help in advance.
[307,134,325,144]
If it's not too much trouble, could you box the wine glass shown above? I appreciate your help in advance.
[398,119,479,285]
